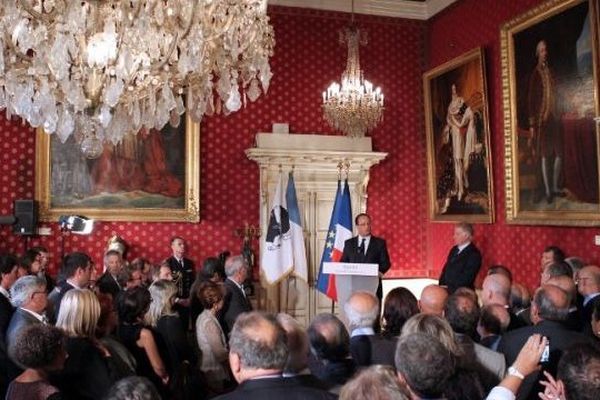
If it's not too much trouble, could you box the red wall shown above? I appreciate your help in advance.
[426,0,600,290]
[0,7,428,279]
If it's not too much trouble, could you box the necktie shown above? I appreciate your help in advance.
[359,238,366,255]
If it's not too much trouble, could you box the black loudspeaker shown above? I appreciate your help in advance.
[13,200,37,235]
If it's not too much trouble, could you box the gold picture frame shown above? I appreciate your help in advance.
[424,47,495,223]
[501,0,600,226]
[35,114,200,222]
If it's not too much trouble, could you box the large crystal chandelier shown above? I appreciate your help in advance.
[322,5,383,137]
[0,0,274,156]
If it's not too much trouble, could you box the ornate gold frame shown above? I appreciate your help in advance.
[501,0,600,226]
[35,115,200,222]
[424,47,495,223]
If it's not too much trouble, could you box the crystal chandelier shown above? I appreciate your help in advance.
[0,0,274,157]
[322,5,383,138]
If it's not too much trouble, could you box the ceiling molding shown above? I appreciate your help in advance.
[268,0,457,20]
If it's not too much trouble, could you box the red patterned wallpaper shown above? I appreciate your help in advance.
[0,7,427,279]
[427,0,600,290]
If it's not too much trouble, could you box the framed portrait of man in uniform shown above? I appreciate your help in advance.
[502,0,600,226]
[35,113,200,222]
[424,47,494,223]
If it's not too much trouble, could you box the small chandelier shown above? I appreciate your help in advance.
[0,0,274,156]
[322,2,383,138]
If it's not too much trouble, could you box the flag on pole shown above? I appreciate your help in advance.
[316,179,353,301]
[261,173,294,284]
[286,172,308,282]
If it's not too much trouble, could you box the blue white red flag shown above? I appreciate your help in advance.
[316,179,353,301]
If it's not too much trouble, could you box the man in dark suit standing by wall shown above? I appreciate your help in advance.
[166,236,195,328]
[438,222,482,294]
[340,213,391,302]
[221,255,253,336]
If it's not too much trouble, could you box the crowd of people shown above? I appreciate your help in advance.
[0,237,599,400]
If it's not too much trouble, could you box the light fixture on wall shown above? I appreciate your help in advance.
[0,1,274,157]
[322,0,384,137]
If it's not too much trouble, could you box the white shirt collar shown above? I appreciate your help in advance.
[351,327,375,337]
[0,286,10,300]
[20,307,46,323]
[583,292,600,306]
[66,279,82,290]
[228,277,245,295]
[458,242,471,252]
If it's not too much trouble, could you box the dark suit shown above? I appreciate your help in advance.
[5,308,44,352]
[438,243,481,294]
[47,281,75,323]
[0,293,14,340]
[350,333,396,368]
[221,278,252,336]
[581,294,600,336]
[97,272,121,298]
[340,236,391,301]
[167,256,195,329]
[213,376,336,400]
[498,320,591,400]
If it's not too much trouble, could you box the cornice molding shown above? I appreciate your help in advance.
[268,0,456,20]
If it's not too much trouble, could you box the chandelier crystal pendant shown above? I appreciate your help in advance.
[322,8,383,137]
[0,0,275,156]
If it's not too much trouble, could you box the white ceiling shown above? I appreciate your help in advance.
[268,0,457,20]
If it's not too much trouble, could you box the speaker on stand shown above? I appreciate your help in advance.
[13,199,38,251]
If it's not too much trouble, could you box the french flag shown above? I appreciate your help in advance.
[316,179,353,301]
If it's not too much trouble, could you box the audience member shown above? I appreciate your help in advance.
[485,334,547,400]
[53,289,118,399]
[538,342,600,400]
[117,287,169,395]
[445,293,506,391]
[48,252,93,321]
[146,279,197,397]
[120,265,144,291]
[511,283,531,323]
[307,313,356,391]
[6,276,48,352]
[481,274,524,331]
[478,304,510,351]
[166,236,194,329]
[395,333,454,400]
[418,284,448,316]
[221,255,252,336]
[150,260,173,283]
[592,300,600,340]
[215,311,335,400]
[95,292,136,377]
[564,256,585,281]
[103,376,161,400]
[0,255,18,338]
[19,250,41,277]
[577,265,600,336]
[547,274,581,331]
[97,250,124,297]
[345,291,379,367]
[381,287,418,340]
[541,261,573,285]
[190,257,226,326]
[0,254,19,396]
[498,285,591,400]
[540,246,566,273]
[339,365,410,400]
[402,313,485,400]
[196,281,230,392]
[487,265,513,283]
[6,324,65,400]
[29,247,55,293]
[130,258,153,287]
[438,222,482,294]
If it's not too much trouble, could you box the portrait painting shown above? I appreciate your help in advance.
[502,0,600,226]
[35,114,200,222]
[424,47,494,223]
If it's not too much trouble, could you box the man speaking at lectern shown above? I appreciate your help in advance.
[340,213,391,301]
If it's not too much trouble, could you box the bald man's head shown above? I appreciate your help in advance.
[419,285,449,316]
[577,265,600,297]
[531,285,570,324]
[482,274,511,307]
[547,275,576,306]
[345,291,379,331]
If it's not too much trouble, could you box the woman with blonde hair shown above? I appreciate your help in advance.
[401,314,484,400]
[147,280,197,398]
[53,289,118,399]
